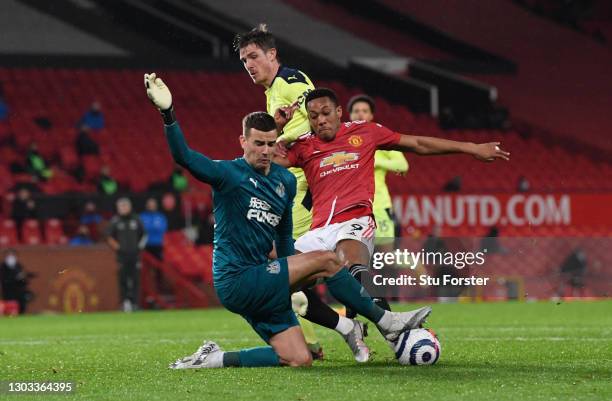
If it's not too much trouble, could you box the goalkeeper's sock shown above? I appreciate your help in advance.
[302,288,341,330]
[222,347,280,367]
[325,268,385,324]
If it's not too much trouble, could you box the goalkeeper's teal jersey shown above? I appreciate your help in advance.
[164,122,296,291]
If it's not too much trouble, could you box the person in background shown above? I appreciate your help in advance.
[75,124,100,156]
[26,143,52,181]
[160,192,183,230]
[80,201,103,241]
[106,198,147,312]
[1,249,34,314]
[480,226,508,254]
[69,225,94,246]
[11,188,38,238]
[140,198,168,260]
[558,247,588,298]
[78,101,105,130]
[80,201,103,225]
[97,165,118,196]
[443,176,462,192]
[517,175,530,192]
[169,167,188,192]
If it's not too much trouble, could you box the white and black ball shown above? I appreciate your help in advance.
[394,328,441,366]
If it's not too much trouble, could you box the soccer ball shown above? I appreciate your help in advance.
[393,328,441,365]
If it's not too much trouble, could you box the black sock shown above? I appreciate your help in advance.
[302,288,340,330]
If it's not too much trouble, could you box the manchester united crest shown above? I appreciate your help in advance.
[348,135,363,147]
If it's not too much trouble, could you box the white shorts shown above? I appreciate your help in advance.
[294,216,376,257]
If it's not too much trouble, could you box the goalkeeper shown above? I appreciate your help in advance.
[145,73,432,368]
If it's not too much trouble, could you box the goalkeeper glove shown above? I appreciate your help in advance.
[291,291,308,316]
[144,73,175,124]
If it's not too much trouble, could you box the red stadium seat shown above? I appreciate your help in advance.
[0,300,19,316]
[82,155,102,181]
[59,146,79,170]
[44,218,68,245]
[0,219,18,247]
[21,219,42,245]
[0,166,14,196]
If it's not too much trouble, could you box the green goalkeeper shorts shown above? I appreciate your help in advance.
[216,258,298,343]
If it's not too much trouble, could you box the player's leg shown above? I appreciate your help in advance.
[170,259,310,369]
[339,238,391,315]
[291,232,367,340]
[288,250,348,341]
[268,325,312,366]
[132,258,141,310]
[220,311,312,368]
[373,240,396,309]
[294,287,370,362]
[291,226,404,358]
[334,217,391,317]
[117,259,130,312]
[286,250,342,289]
[286,250,431,341]
[169,326,311,369]
[372,208,397,309]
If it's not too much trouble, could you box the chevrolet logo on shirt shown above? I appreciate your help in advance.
[319,151,359,168]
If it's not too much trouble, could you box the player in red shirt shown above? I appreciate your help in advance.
[275,87,509,333]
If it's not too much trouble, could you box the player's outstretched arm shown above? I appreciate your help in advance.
[144,73,226,187]
[393,134,510,162]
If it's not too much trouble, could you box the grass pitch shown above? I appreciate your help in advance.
[1,301,611,401]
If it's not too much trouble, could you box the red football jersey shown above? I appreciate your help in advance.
[286,121,401,229]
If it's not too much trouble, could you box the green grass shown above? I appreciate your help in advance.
[1,301,611,401]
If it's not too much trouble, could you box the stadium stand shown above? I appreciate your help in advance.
[1,67,611,248]
[378,0,612,156]
[1,68,610,200]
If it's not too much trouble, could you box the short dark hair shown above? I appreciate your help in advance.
[305,88,339,109]
[242,112,277,136]
[347,94,376,114]
[233,23,277,54]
